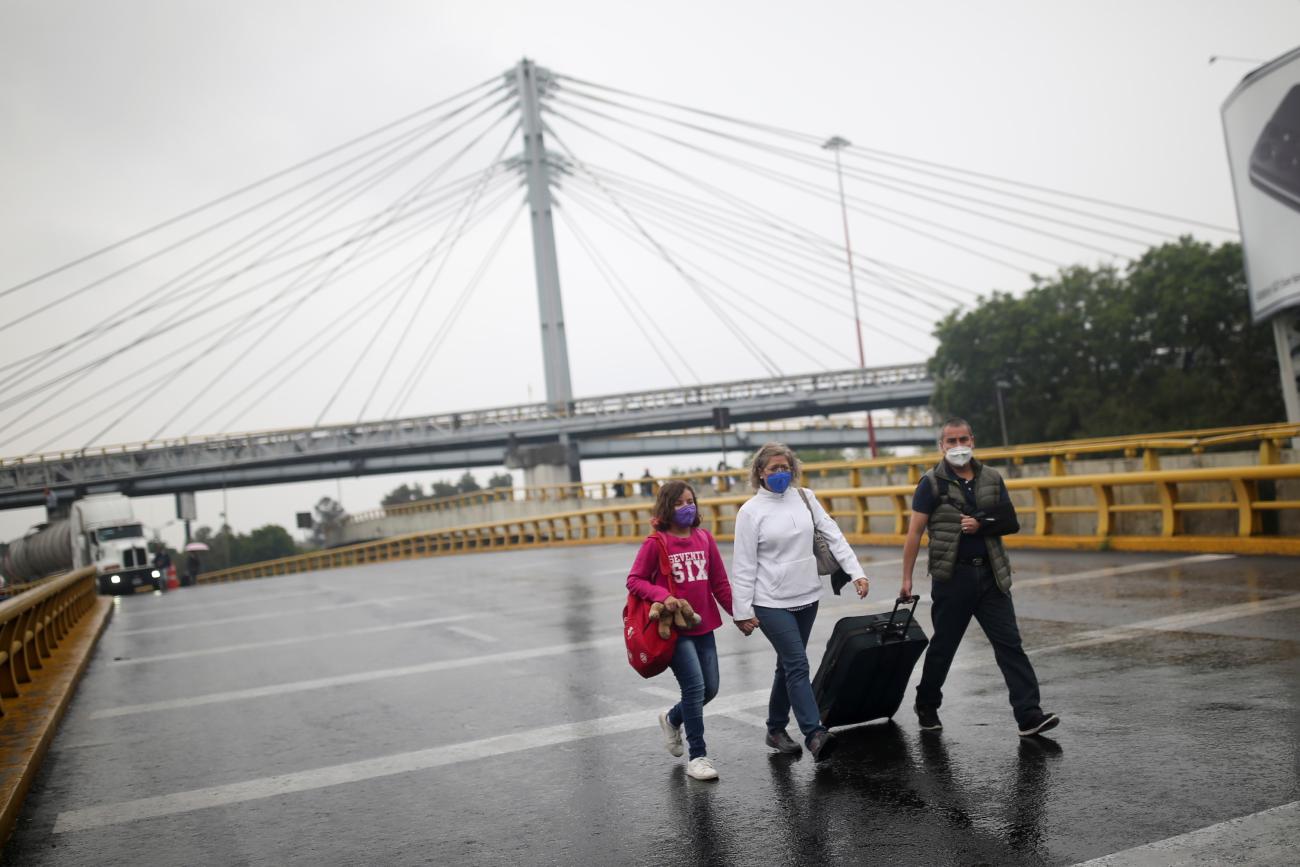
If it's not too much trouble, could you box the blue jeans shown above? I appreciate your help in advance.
[755,603,826,744]
[667,632,719,760]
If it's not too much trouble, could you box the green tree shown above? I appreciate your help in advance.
[487,471,513,489]
[929,238,1283,443]
[243,525,299,563]
[455,471,481,494]
[430,480,458,498]
[381,482,426,507]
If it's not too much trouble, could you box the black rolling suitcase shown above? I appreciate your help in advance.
[812,596,928,728]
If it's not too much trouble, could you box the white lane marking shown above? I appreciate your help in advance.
[111,592,630,666]
[1071,800,1300,866]
[445,625,498,643]
[55,689,769,834]
[642,685,769,730]
[59,590,1300,833]
[112,615,479,666]
[90,637,623,720]
[1031,593,1300,655]
[115,592,448,636]
[121,571,637,635]
[1014,554,1234,590]
[124,589,322,618]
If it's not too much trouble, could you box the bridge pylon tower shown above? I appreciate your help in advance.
[508,59,581,485]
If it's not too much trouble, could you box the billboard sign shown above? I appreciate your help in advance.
[1222,47,1300,323]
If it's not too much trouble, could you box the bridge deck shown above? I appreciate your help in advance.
[5,546,1298,865]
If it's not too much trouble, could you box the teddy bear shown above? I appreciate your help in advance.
[648,596,702,640]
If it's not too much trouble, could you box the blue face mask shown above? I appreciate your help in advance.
[765,470,792,494]
[672,504,697,527]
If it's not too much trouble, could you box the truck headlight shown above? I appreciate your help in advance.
[151,569,161,578]
[110,575,121,584]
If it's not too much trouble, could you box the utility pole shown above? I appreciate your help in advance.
[823,135,877,457]
[516,59,574,414]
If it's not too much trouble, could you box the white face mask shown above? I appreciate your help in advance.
[945,446,973,467]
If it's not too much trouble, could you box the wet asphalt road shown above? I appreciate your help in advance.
[4,545,1298,866]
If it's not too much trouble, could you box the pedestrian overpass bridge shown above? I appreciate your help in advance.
[0,363,932,510]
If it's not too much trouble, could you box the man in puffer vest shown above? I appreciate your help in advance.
[900,417,1060,737]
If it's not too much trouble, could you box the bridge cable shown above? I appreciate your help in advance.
[571,165,963,319]
[555,83,1189,244]
[0,83,512,338]
[547,128,784,377]
[554,206,693,387]
[386,200,528,418]
[0,74,507,301]
[0,177,523,450]
[315,131,519,426]
[553,72,1238,235]
[560,171,935,334]
[0,102,520,416]
[209,181,527,435]
[559,182,921,359]
[565,155,980,302]
[356,127,522,422]
[558,181,867,366]
[156,133,522,438]
[549,97,1131,260]
[543,105,1051,275]
[1,99,516,390]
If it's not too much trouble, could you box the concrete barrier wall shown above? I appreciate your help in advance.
[336,495,657,544]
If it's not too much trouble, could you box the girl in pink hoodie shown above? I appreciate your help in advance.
[626,479,733,780]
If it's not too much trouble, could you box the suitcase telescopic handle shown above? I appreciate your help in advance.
[885,595,920,638]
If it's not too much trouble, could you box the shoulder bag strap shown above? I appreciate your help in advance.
[649,532,678,595]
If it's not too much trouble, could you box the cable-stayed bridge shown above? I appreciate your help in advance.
[0,61,1236,511]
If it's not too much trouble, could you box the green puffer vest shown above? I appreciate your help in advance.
[924,458,1013,593]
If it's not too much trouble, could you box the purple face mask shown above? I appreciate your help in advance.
[672,504,698,527]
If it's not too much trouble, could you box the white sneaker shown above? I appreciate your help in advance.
[659,711,684,757]
[685,756,718,781]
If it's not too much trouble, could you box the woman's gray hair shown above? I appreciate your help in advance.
[748,442,801,491]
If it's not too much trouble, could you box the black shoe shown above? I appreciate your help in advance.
[915,703,943,731]
[807,729,837,762]
[765,730,803,755]
[1018,710,1060,737]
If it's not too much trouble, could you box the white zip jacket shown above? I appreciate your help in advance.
[731,486,865,621]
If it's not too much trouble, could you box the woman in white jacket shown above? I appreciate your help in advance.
[732,442,870,761]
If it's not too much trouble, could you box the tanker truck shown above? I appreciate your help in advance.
[1,493,164,595]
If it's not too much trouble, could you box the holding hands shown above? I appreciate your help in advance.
[734,617,760,636]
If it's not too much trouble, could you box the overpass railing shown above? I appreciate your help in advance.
[344,421,1300,525]
[0,567,98,718]
[0,363,928,471]
[202,462,1300,584]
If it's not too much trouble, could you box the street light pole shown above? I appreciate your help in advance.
[823,135,876,457]
[995,380,1011,447]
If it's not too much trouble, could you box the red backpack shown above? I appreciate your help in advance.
[623,533,678,678]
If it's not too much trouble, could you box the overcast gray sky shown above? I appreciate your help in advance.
[1,1,1295,547]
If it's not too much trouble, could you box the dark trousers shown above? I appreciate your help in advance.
[916,563,1042,725]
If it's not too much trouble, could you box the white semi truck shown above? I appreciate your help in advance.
[1,493,164,595]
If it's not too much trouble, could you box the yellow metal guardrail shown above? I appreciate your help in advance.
[0,567,98,718]
[344,421,1300,526]
[202,462,1300,584]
